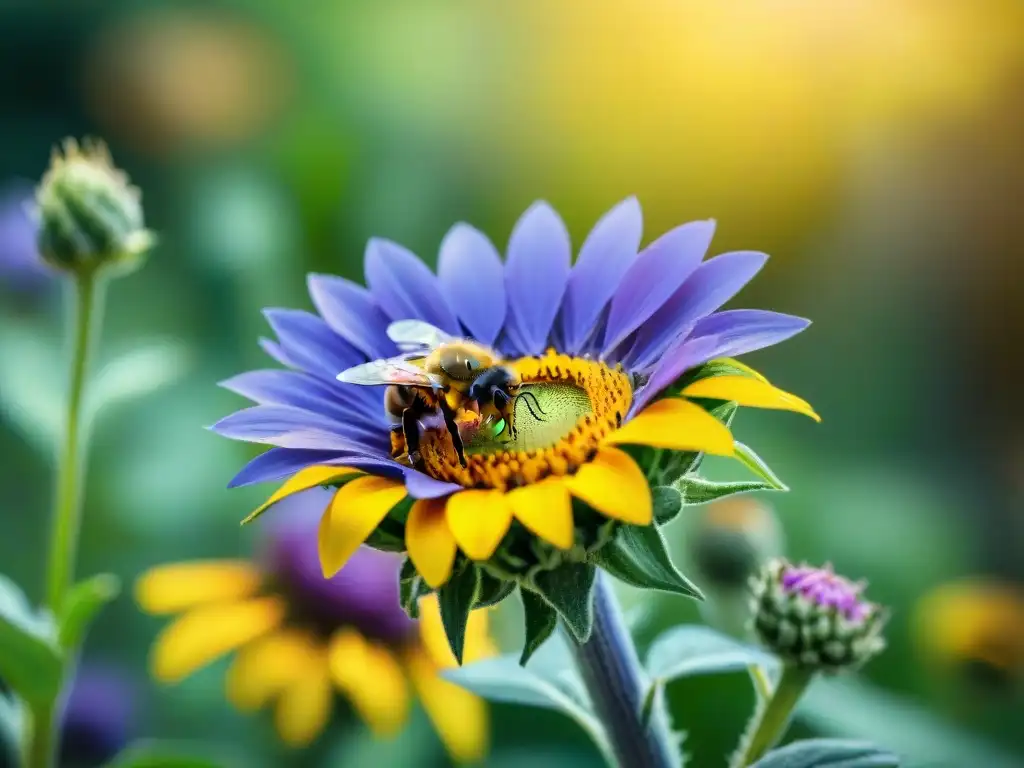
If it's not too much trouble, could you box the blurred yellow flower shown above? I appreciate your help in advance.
[913,579,1024,687]
[136,527,492,761]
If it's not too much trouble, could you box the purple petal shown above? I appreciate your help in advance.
[559,197,642,353]
[629,309,809,415]
[263,309,362,380]
[228,448,352,488]
[364,238,460,332]
[688,309,811,359]
[211,405,383,451]
[307,274,396,359]
[402,469,462,499]
[220,369,385,430]
[627,251,768,370]
[503,201,571,355]
[601,220,716,356]
[437,223,506,344]
[259,337,293,368]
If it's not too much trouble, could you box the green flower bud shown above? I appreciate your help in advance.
[751,559,887,673]
[35,138,154,276]
[689,498,783,591]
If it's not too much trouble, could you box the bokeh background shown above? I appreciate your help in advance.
[1,1,1023,766]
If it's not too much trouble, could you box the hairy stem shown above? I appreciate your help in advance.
[570,574,680,768]
[733,664,814,767]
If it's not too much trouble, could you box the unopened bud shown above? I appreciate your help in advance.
[35,138,153,276]
[751,559,887,673]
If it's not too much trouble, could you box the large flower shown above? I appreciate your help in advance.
[135,491,492,761]
[212,199,816,607]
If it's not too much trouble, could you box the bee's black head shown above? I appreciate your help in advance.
[467,366,517,402]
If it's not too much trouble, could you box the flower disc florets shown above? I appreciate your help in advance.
[751,559,887,672]
[35,138,154,276]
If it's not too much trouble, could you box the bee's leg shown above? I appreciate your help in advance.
[402,408,426,472]
[438,399,467,467]
[492,388,516,438]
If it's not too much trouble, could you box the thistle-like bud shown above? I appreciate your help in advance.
[35,138,154,276]
[750,559,887,673]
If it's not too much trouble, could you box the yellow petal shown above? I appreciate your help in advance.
[135,561,262,615]
[507,479,574,550]
[417,594,497,669]
[445,490,513,561]
[406,648,490,764]
[243,465,361,524]
[318,476,407,577]
[328,628,410,736]
[565,447,652,525]
[406,497,458,588]
[225,629,319,711]
[681,375,821,422]
[274,657,333,748]
[606,398,735,455]
[151,597,285,683]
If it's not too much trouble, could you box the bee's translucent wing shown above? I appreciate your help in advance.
[337,358,443,387]
[387,320,457,353]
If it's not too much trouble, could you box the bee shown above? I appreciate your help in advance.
[337,320,542,470]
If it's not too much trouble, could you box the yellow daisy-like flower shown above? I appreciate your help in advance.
[211,200,817,619]
[913,578,1024,688]
[136,502,492,761]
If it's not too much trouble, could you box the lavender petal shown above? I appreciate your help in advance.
[228,447,353,488]
[558,197,642,353]
[437,223,506,344]
[263,309,363,380]
[601,220,716,356]
[364,238,460,333]
[402,469,462,499]
[626,251,768,370]
[503,201,571,355]
[307,274,396,359]
[211,405,383,452]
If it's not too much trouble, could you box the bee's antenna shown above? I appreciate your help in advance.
[519,391,548,422]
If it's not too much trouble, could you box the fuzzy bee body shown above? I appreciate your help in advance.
[338,321,527,469]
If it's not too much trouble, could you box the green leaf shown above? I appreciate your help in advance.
[86,340,190,423]
[531,563,597,644]
[653,486,683,525]
[0,693,25,767]
[676,477,783,505]
[438,564,480,664]
[590,524,703,599]
[475,569,516,608]
[646,625,777,682]
[520,589,558,666]
[676,359,763,390]
[733,441,786,490]
[399,558,430,620]
[797,676,1021,768]
[751,739,900,768]
[0,574,63,705]
[59,573,120,650]
[104,741,230,768]
[442,653,611,761]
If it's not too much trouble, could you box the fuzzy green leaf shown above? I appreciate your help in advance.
[0,575,62,705]
[676,477,783,505]
[751,739,900,768]
[104,741,229,768]
[439,564,481,664]
[591,524,703,600]
[0,693,24,767]
[733,441,786,490]
[531,563,596,644]
[652,486,683,525]
[520,589,558,666]
[646,625,777,682]
[475,569,516,608]
[59,573,120,650]
[442,653,611,760]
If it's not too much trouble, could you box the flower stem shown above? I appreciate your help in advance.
[734,664,814,766]
[570,573,680,768]
[28,269,105,768]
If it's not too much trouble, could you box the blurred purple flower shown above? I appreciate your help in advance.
[0,182,53,294]
[263,489,416,645]
[59,663,136,768]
